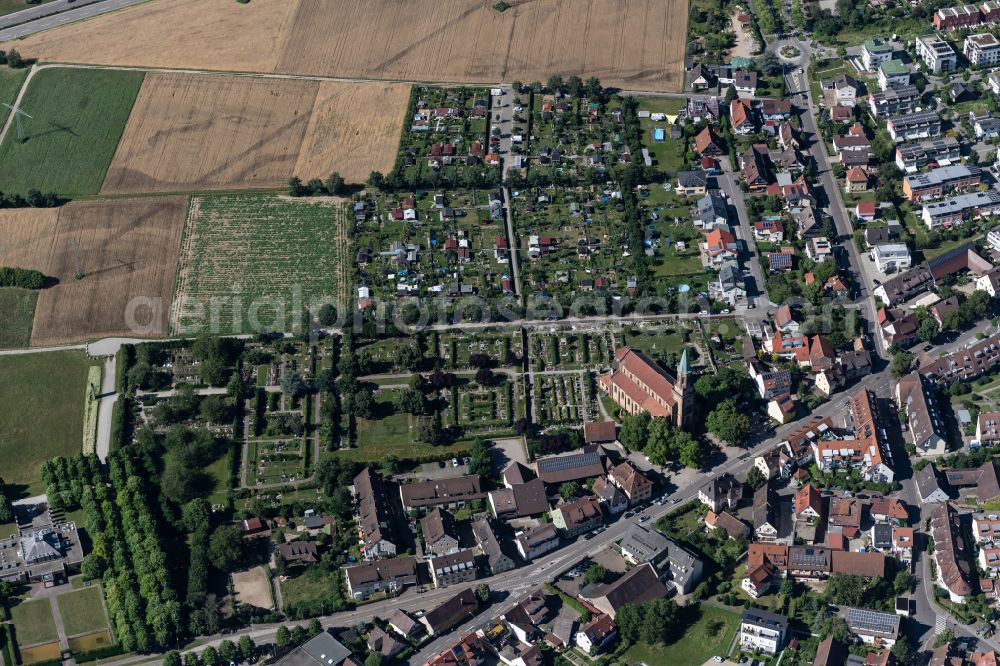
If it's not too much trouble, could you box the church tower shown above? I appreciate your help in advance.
[672,348,696,429]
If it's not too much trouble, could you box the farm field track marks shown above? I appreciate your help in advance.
[4,0,688,92]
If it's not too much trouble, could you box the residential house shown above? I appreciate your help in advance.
[930,503,973,602]
[806,236,834,263]
[421,588,480,635]
[400,476,486,511]
[698,473,743,513]
[733,70,758,97]
[887,111,942,143]
[761,98,792,120]
[896,372,947,456]
[868,84,920,119]
[731,98,755,135]
[741,144,772,191]
[895,136,961,173]
[768,394,797,424]
[693,190,728,230]
[472,519,515,575]
[753,484,781,542]
[429,549,478,589]
[608,462,653,505]
[739,609,788,656]
[934,4,982,30]
[845,166,869,193]
[977,411,1000,446]
[515,524,559,562]
[592,477,628,515]
[754,219,785,242]
[694,126,724,156]
[862,37,895,71]
[870,496,909,524]
[354,468,398,560]
[828,497,863,538]
[893,527,915,567]
[871,243,912,273]
[676,170,708,197]
[915,463,949,503]
[619,524,703,594]
[903,165,982,202]
[550,496,603,538]
[705,510,750,540]
[846,607,900,647]
[422,508,461,557]
[575,615,617,655]
[344,557,418,599]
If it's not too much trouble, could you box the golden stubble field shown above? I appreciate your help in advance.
[0,198,188,345]
[101,74,408,193]
[6,0,688,92]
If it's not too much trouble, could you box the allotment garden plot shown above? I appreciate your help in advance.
[172,194,345,336]
[355,189,512,307]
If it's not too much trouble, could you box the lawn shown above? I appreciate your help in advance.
[56,586,109,637]
[0,67,144,196]
[0,351,100,496]
[173,194,344,335]
[622,604,741,665]
[10,598,58,647]
[279,566,345,615]
[0,66,28,127]
[0,287,37,348]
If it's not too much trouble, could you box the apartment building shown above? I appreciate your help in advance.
[921,189,1000,228]
[965,32,1000,65]
[515,524,560,562]
[887,111,941,143]
[862,37,894,70]
[894,137,960,173]
[977,411,1000,446]
[919,330,1000,382]
[916,35,958,72]
[868,84,921,119]
[903,165,982,202]
[878,59,910,90]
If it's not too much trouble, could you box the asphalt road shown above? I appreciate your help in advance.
[0,0,144,40]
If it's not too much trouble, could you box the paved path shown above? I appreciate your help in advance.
[94,356,117,461]
[48,595,69,652]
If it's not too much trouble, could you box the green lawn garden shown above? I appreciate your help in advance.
[622,605,741,666]
[56,586,110,637]
[10,598,58,647]
[0,351,100,495]
[0,67,144,196]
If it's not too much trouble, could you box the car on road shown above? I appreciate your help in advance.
[639,515,649,522]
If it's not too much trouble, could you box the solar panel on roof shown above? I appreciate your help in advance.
[847,608,898,635]
[537,453,600,472]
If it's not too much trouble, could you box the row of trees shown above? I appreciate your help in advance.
[46,452,182,652]
[288,172,349,197]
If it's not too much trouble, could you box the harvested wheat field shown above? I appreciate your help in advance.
[0,198,187,345]
[293,81,410,183]
[5,0,688,92]
[102,73,317,194]
[102,74,407,194]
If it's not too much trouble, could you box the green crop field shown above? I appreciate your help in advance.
[56,586,109,637]
[0,66,29,127]
[0,287,37,348]
[0,67,144,196]
[0,351,100,496]
[11,598,58,647]
[173,194,344,335]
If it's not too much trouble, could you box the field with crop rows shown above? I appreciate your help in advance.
[171,194,345,335]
